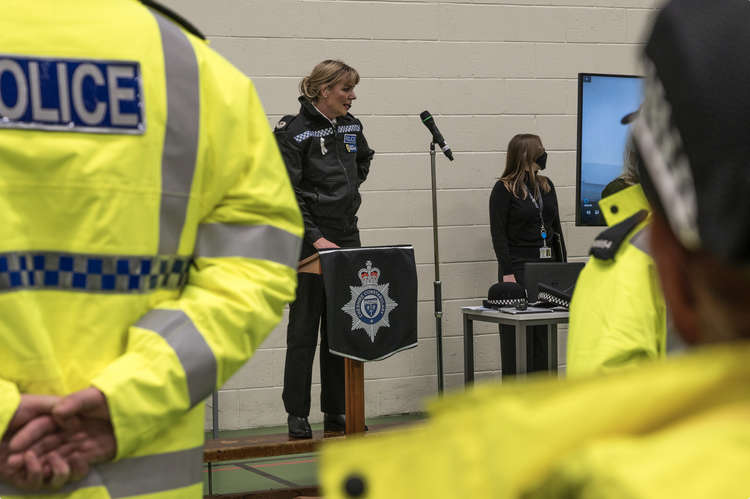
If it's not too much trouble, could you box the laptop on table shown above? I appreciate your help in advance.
[523,262,586,303]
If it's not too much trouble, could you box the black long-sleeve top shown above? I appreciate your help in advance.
[489,178,566,275]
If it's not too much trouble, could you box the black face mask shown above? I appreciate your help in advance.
[536,152,548,170]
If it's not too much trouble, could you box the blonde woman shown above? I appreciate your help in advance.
[489,133,566,375]
[274,60,374,438]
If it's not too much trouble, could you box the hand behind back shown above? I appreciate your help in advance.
[0,388,116,491]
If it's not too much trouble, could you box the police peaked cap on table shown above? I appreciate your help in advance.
[537,283,574,309]
[484,282,527,309]
[631,0,750,263]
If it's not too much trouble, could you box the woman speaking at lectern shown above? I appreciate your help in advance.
[273,60,375,438]
[489,133,566,375]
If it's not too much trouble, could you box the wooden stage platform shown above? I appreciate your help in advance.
[203,418,418,498]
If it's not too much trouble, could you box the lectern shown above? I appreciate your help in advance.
[298,253,365,434]
[298,245,417,435]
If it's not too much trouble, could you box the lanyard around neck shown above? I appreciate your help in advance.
[522,183,548,243]
[522,183,544,216]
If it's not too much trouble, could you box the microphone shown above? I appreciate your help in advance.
[420,110,454,161]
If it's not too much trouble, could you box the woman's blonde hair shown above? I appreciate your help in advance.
[299,60,360,101]
[500,133,551,199]
[619,136,641,186]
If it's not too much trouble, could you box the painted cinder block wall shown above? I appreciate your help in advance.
[161,0,660,430]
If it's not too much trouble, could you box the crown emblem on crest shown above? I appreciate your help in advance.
[358,261,380,286]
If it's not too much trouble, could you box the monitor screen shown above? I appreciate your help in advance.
[576,73,643,226]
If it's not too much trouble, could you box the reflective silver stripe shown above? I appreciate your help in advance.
[136,309,217,407]
[151,10,201,254]
[101,446,203,498]
[630,225,652,256]
[0,447,203,497]
[0,470,104,496]
[194,223,302,269]
[0,252,189,293]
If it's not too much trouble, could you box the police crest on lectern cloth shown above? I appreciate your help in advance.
[341,260,398,342]
[318,246,418,362]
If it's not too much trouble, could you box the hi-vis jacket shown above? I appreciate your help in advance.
[320,341,750,498]
[567,184,667,376]
[0,1,302,498]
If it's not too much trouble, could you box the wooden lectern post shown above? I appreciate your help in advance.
[345,359,365,434]
[298,253,365,435]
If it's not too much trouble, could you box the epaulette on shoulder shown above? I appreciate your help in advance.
[590,209,648,261]
[274,115,297,132]
[141,0,206,40]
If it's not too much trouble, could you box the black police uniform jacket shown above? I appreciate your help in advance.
[274,96,375,247]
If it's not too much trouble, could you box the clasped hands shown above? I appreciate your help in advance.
[0,388,117,491]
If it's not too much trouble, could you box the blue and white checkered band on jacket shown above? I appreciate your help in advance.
[293,124,362,143]
[0,252,191,293]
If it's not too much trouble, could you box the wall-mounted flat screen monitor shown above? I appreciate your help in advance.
[576,73,643,226]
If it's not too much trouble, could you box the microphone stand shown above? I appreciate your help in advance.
[429,141,445,394]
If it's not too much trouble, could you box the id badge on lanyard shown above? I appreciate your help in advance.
[539,220,552,259]
[529,186,552,260]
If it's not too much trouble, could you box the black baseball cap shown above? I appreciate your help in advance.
[631,0,750,263]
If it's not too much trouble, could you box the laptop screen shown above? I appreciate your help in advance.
[523,262,586,302]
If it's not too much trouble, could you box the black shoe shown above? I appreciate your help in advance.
[323,413,346,433]
[287,415,312,439]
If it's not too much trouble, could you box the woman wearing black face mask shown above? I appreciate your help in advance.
[489,133,567,375]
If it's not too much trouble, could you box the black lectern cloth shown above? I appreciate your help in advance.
[319,245,417,361]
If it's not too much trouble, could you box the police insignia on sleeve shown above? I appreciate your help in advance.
[0,55,144,134]
[274,114,295,132]
[341,260,398,342]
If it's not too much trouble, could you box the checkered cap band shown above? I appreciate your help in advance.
[0,252,191,293]
[537,291,570,309]
[485,298,526,307]
[632,60,701,250]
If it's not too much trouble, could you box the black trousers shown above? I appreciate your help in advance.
[282,230,360,417]
[499,250,553,377]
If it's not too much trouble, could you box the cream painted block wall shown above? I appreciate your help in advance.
[159,0,660,430]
